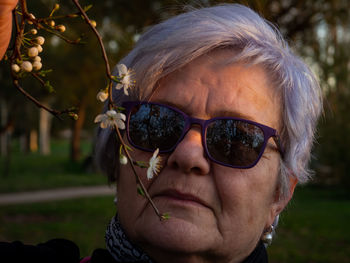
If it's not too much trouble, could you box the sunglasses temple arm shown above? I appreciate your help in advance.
[273,135,284,159]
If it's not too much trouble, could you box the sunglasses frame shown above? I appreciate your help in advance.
[122,101,284,169]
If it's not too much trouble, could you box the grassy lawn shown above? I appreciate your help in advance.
[0,196,116,257]
[269,186,350,263]
[0,186,349,261]
[0,139,107,193]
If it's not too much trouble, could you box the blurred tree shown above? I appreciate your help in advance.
[2,0,349,184]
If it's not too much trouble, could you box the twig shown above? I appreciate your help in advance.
[12,78,64,120]
[115,126,163,220]
[71,0,115,108]
[71,0,164,220]
[31,72,45,86]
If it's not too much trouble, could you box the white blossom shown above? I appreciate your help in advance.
[21,61,33,72]
[94,110,126,129]
[147,148,162,180]
[115,64,134,96]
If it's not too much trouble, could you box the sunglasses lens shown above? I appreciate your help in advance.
[206,119,265,167]
[128,103,185,151]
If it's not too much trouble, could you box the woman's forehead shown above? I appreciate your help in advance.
[152,50,281,129]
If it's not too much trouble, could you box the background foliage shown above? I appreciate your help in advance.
[1,0,350,262]
[1,0,349,185]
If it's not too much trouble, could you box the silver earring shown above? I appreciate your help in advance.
[261,225,274,245]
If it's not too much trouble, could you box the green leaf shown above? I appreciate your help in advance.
[161,213,170,220]
[135,161,148,168]
[38,69,53,77]
[44,81,55,93]
[83,4,93,12]
[110,75,120,83]
[115,106,125,112]
[137,186,145,197]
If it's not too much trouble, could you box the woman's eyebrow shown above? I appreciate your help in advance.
[152,99,258,121]
[212,109,257,122]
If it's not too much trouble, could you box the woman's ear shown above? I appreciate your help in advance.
[267,176,298,226]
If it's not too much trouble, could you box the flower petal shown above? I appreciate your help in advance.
[117,113,126,121]
[116,119,125,130]
[100,121,108,129]
[94,114,105,123]
[147,167,153,180]
[117,64,128,75]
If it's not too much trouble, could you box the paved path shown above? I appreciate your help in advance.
[0,185,115,205]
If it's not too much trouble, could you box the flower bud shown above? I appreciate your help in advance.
[36,45,43,53]
[30,29,37,35]
[56,25,66,32]
[28,13,36,20]
[54,3,60,9]
[49,20,55,27]
[89,20,97,27]
[21,61,33,72]
[28,47,39,57]
[96,90,108,102]
[119,154,128,165]
[69,113,79,120]
[36,36,45,45]
[11,64,20,73]
[34,56,41,62]
[33,61,42,71]
[27,13,35,24]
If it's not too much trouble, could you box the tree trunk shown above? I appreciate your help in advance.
[70,96,87,162]
[0,98,8,156]
[30,129,38,152]
[39,104,52,155]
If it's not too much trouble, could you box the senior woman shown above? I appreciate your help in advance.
[0,3,322,263]
[94,3,322,263]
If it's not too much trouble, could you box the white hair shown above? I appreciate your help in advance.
[95,4,323,199]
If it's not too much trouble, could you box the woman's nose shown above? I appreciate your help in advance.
[166,127,210,175]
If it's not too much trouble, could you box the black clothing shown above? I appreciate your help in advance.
[0,239,80,263]
[0,239,268,263]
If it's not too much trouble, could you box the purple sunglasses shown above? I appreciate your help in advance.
[122,101,283,169]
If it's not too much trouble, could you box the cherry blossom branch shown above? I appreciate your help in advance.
[115,126,164,220]
[7,0,82,120]
[12,78,66,120]
[72,0,165,220]
[71,0,115,108]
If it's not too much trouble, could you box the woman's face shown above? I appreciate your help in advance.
[117,49,294,262]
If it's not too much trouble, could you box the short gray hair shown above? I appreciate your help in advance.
[95,4,323,198]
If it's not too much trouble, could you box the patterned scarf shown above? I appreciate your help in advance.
[105,215,154,263]
[105,215,267,263]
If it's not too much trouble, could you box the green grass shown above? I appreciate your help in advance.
[0,139,107,193]
[268,186,350,263]
[0,196,116,257]
[0,186,349,262]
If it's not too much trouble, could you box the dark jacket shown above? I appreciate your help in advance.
[0,239,268,263]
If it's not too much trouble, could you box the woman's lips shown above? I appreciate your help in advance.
[153,189,209,208]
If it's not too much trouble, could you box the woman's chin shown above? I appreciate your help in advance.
[135,205,219,254]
